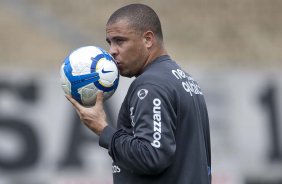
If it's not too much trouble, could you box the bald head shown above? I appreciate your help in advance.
[107,4,163,42]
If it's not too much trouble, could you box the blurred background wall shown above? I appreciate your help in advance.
[0,0,281,184]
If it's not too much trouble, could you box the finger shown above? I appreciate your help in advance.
[95,91,104,106]
[65,95,83,111]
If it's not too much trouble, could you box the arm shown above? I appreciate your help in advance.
[100,84,177,175]
[66,85,176,175]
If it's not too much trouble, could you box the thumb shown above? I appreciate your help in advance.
[95,91,104,106]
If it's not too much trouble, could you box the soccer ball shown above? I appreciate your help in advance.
[60,46,119,106]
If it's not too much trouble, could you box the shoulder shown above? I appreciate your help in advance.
[136,56,179,86]
[127,59,178,101]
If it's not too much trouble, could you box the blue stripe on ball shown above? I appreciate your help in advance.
[90,54,104,72]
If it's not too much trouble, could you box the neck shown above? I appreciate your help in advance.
[146,43,167,65]
[137,47,167,77]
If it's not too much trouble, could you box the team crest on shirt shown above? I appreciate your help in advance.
[137,89,148,100]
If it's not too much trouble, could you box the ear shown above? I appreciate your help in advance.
[143,31,154,48]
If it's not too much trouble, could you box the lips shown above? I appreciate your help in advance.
[115,60,122,69]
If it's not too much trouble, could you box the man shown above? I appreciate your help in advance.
[67,3,211,184]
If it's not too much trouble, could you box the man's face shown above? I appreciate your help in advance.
[106,19,149,77]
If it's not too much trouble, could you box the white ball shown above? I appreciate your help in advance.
[60,46,119,106]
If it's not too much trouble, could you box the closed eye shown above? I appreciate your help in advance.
[114,37,126,45]
[109,36,127,45]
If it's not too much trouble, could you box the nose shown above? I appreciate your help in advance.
[108,45,118,59]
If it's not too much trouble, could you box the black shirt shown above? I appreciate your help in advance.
[100,55,211,184]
